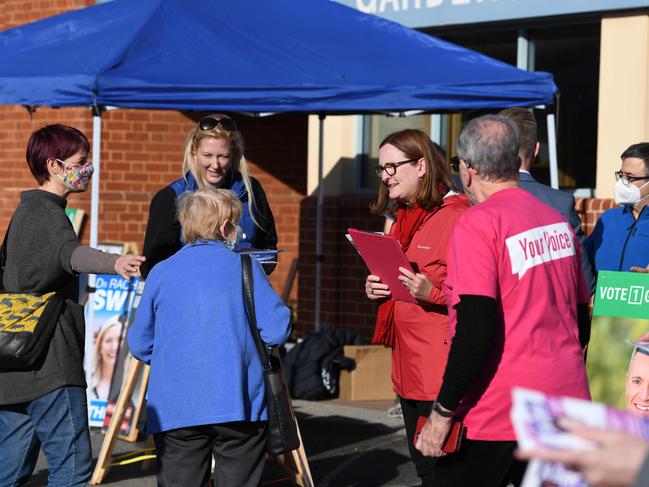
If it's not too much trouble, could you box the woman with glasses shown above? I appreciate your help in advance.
[142,114,277,277]
[586,142,649,275]
[364,129,469,487]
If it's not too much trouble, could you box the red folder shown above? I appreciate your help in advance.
[414,416,465,453]
[347,228,416,304]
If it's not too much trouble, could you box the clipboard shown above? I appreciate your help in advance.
[347,228,417,304]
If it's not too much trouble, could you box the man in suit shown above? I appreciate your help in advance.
[500,107,595,293]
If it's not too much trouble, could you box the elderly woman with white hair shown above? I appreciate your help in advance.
[128,187,291,487]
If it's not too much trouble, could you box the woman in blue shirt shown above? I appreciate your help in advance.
[128,187,291,487]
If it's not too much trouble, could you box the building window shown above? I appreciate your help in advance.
[530,22,600,189]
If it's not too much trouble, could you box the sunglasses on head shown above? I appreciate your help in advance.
[198,116,237,132]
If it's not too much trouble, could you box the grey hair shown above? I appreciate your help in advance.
[456,114,521,181]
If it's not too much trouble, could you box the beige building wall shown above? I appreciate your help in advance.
[596,14,649,198]
[307,115,361,196]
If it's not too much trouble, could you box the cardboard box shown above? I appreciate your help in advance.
[339,345,394,401]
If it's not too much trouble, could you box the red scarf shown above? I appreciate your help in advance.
[372,204,430,347]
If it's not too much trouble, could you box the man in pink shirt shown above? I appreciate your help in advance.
[415,115,591,486]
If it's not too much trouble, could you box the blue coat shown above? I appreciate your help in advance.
[128,240,291,434]
[585,205,649,273]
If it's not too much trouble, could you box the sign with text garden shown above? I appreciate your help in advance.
[593,271,649,320]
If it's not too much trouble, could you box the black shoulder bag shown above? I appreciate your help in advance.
[241,254,300,455]
[0,220,63,369]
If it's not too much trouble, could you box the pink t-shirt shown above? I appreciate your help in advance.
[444,188,590,441]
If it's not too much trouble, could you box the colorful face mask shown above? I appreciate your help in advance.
[56,159,94,192]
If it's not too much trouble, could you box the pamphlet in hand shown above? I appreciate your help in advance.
[346,228,416,304]
[235,248,282,266]
[511,387,649,487]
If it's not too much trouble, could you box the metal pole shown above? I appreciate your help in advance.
[314,114,325,332]
[517,29,528,70]
[90,108,102,248]
[547,112,559,189]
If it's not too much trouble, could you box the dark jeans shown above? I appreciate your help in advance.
[154,421,268,487]
[0,386,92,487]
[434,439,527,487]
[399,396,436,487]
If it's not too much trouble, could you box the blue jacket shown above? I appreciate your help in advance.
[170,172,273,249]
[585,205,649,273]
[128,240,291,434]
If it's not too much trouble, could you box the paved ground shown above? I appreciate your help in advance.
[24,399,420,487]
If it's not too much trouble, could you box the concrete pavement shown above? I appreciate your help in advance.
[23,399,419,487]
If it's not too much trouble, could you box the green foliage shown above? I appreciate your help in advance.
[587,316,648,409]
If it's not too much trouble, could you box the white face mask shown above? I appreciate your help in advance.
[224,225,242,250]
[614,178,649,206]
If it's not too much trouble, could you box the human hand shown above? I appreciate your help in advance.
[415,410,452,457]
[516,420,649,487]
[630,264,649,273]
[365,275,390,301]
[398,267,432,302]
[114,254,146,280]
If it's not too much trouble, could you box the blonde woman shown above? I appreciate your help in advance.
[129,187,290,487]
[142,114,277,277]
[91,317,123,400]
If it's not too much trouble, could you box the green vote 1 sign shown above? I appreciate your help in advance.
[593,271,649,319]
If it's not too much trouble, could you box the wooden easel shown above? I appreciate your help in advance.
[91,357,314,486]
[91,358,149,484]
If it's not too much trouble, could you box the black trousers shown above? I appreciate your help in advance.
[399,396,436,486]
[153,421,268,487]
[434,439,528,487]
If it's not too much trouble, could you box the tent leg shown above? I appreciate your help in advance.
[546,112,559,189]
[315,114,325,332]
[90,110,102,247]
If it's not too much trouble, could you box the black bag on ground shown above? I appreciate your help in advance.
[0,221,63,370]
[283,326,364,400]
[241,254,300,455]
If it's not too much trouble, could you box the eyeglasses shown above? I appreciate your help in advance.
[614,171,649,187]
[198,116,237,132]
[374,158,418,178]
[450,156,472,172]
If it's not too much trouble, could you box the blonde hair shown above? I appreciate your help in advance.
[182,114,263,230]
[92,316,123,389]
[177,187,242,244]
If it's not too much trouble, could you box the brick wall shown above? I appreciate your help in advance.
[296,195,385,337]
[576,197,617,237]
[2,0,90,28]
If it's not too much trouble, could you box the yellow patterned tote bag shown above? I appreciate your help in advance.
[0,291,64,369]
[0,220,64,369]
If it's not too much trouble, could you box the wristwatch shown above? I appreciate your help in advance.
[432,400,454,418]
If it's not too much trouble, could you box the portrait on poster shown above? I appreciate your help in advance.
[85,274,139,427]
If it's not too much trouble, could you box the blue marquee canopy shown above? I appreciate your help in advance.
[0,0,557,112]
[0,0,561,329]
